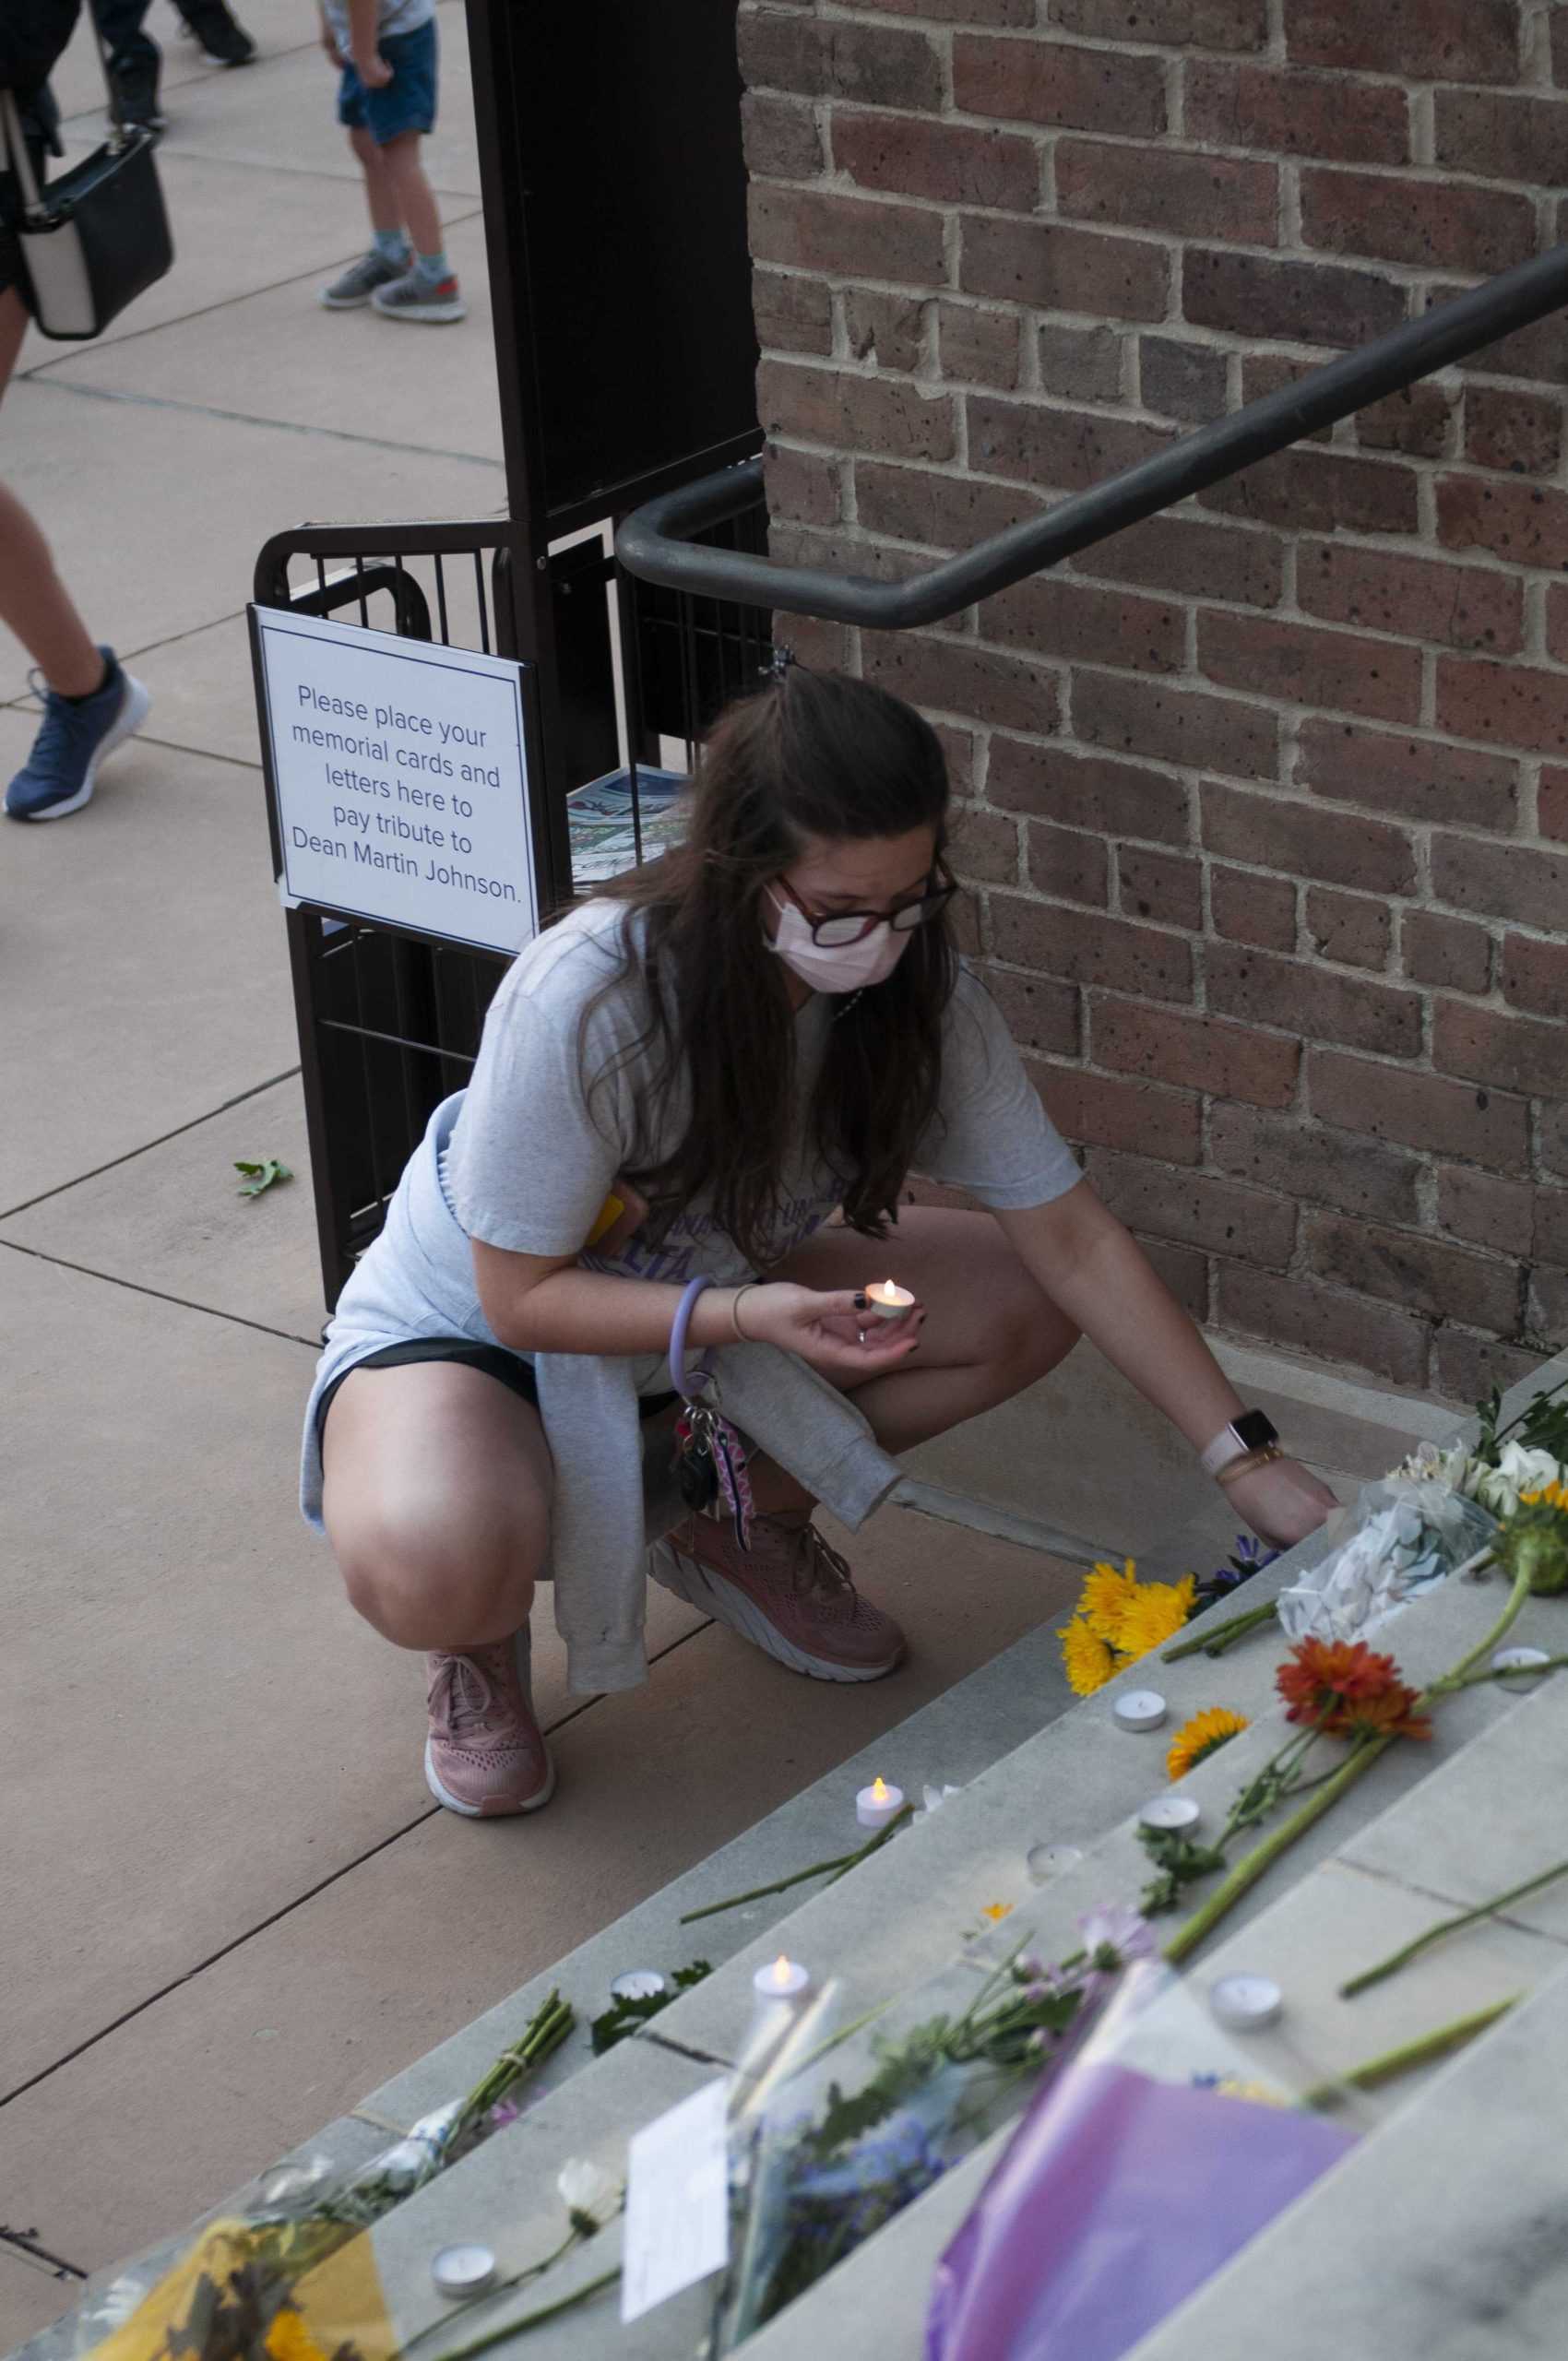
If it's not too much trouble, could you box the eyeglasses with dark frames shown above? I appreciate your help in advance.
[781,868,957,948]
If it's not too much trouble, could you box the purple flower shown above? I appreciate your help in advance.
[1076,1904,1156,1969]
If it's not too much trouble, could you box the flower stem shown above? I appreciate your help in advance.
[1301,1995,1519,2109]
[1165,1566,1533,1968]
[680,1805,913,1924]
[427,2265,621,2361]
[1161,1602,1277,1664]
[1339,1856,1568,1999]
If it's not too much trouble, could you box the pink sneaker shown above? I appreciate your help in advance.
[423,1633,555,1818]
[649,1513,907,1682]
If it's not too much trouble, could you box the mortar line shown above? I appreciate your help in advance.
[0,1624,714,2117]
[17,206,486,374]
[1332,1855,1568,1951]
[0,1069,303,1221]
[15,377,503,472]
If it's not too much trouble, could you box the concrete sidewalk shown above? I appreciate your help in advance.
[0,18,1445,2343]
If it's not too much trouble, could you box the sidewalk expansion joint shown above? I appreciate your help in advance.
[17,376,503,473]
[0,2226,88,2283]
[0,1240,322,1353]
[17,205,485,374]
[0,1069,303,1223]
[0,1626,711,2118]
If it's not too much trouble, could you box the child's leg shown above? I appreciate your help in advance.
[377,131,444,266]
[350,124,407,244]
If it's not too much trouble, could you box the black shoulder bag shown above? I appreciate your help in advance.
[1,20,172,340]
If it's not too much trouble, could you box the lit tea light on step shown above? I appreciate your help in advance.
[1114,1688,1168,1734]
[753,1954,813,2003]
[1209,1974,1283,2033]
[864,1279,916,1320]
[856,1774,906,1830]
[431,2243,498,2300]
[1140,1794,1202,1833]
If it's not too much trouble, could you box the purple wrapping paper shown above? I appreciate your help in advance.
[925,2060,1355,2361]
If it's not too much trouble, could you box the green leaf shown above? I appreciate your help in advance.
[235,1158,294,1198]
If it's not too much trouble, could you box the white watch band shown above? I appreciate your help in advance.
[1200,1424,1248,1478]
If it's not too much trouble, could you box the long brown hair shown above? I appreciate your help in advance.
[587,666,957,1266]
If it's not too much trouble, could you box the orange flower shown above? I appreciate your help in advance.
[1276,1638,1404,1725]
[1322,1684,1431,1743]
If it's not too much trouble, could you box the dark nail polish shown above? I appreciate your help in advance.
[853,1291,870,1310]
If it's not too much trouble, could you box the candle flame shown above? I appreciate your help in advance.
[772,1954,791,1987]
[872,1775,889,1803]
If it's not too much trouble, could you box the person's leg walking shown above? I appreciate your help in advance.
[322,1361,557,1815]
[89,0,165,126]
[0,291,149,817]
[318,121,411,305]
[371,131,465,322]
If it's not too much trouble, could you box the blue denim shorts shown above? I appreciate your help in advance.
[337,18,438,145]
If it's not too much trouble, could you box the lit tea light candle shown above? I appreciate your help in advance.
[752,1953,812,2003]
[1140,1794,1202,1833]
[864,1279,916,1321]
[856,1774,905,1830]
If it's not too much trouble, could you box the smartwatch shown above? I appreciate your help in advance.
[1200,1409,1281,1479]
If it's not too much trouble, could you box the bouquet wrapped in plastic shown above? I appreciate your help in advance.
[926,1961,1358,2361]
[1275,1474,1497,1648]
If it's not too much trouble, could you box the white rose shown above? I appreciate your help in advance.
[557,2157,623,2228]
[1496,1442,1563,1500]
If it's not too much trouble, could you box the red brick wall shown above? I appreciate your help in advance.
[739,0,1568,1400]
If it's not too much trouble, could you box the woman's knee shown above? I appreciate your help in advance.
[330,1490,547,1647]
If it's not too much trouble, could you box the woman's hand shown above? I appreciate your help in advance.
[1222,1456,1339,1552]
[739,1283,925,1380]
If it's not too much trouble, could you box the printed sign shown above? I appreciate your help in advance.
[252,605,539,955]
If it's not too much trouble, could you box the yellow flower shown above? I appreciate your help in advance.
[1077,1558,1138,1645]
[1116,1574,1196,1663]
[980,1901,1015,1924]
[266,2311,332,2361]
[1167,1706,1250,1782]
[1061,1617,1118,1697]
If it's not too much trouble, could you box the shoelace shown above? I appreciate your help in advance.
[429,1647,512,1739]
[24,667,102,773]
[782,1523,859,1610]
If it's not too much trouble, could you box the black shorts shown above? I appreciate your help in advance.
[315,1335,676,1450]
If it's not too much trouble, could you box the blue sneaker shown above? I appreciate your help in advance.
[6,650,150,821]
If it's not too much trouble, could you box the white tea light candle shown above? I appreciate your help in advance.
[864,1279,915,1320]
[856,1774,905,1830]
[1209,1974,1283,2032]
[1492,1646,1550,1690]
[431,2244,498,2299]
[1114,1689,1168,1733]
[1026,1842,1085,1886]
[753,1954,812,2002]
[1140,1795,1202,1833]
[610,1970,670,2003]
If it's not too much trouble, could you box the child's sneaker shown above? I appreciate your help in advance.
[319,250,408,310]
[372,268,467,325]
[6,650,149,822]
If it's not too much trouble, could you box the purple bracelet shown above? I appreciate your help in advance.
[669,1275,713,1403]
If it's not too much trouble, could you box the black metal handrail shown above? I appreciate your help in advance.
[616,244,1568,627]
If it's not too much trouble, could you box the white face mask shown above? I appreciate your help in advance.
[764,885,914,995]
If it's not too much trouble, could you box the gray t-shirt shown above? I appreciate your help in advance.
[445,899,1083,1280]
